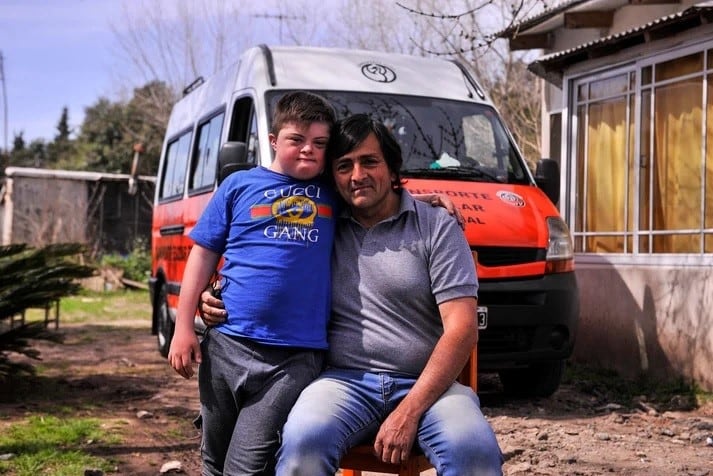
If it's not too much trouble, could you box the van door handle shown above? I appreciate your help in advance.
[159,225,185,236]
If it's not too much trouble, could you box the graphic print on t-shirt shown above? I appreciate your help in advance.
[250,184,332,243]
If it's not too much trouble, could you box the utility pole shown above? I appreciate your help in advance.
[0,51,7,155]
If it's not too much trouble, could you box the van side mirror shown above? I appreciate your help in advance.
[535,158,560,205]
[218,142,254,185]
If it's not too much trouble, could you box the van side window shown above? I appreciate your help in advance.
[229,97,259,165]
[246,113,258,165]
[190,113,225,191]
[159,132,192,199]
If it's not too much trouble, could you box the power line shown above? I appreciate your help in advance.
[251,12,306,43]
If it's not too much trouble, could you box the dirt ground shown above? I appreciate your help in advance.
[1,321,712,476]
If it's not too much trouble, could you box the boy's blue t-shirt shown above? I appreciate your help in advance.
[189,166,336,349]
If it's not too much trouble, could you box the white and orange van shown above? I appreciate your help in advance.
[150,45,579,397]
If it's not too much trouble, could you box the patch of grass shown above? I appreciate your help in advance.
[0,415,118,475]
[22,289,151,325]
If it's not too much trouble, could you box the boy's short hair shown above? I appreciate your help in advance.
[327,113,404,190]
[272,91,336,135]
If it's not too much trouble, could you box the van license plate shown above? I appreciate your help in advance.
[477,306,488,330]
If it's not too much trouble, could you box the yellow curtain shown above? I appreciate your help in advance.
[653,79,702,252]
[706,75,713,253]
[586,98,628,252]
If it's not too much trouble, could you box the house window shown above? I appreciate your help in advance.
[571,47,713,254]
[573,72,635,252]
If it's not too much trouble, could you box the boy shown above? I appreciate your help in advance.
[168,91,337,475]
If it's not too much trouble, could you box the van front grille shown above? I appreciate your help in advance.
[479,326,534,353]
[473,246,545,267]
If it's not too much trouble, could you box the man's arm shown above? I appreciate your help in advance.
[199,283,227,326]
[373,296,478,464]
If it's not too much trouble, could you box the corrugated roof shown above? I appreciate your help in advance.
[495,0,589,38]
[4,166,156,183]
[529,2,713,82]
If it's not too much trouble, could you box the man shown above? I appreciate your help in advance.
[202,114,503,476]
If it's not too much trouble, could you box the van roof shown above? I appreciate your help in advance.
[165,45,491,139]
[247,45,488,103]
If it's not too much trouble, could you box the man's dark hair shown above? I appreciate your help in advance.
[327,113,403,190]
[271,91,336,135]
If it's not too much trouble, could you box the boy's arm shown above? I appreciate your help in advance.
[168,245,221,379]
[412,193,465,229]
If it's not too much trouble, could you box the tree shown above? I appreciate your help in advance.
[122,81,174,176]
[46,107,78,169]
[110,0,262,100]
[76,81,171,175]
[385,0,546,167]
[78,98,126,173]
[8,132,47,168]
[108,0,546,166]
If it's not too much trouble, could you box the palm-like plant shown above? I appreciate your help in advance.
[0,243,95,380]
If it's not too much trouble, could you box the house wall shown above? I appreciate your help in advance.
[533,4,713,390]
[574,262,713,390]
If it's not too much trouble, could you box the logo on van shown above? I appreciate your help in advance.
[496,191,525,207]
[361,63,396,83]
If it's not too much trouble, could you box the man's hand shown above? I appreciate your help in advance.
[373,408,419,464]
[199,285,227,326]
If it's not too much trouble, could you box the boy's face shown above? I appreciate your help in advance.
[269,121,330,180]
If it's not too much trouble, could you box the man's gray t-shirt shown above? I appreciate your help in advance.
[327,191,478,376]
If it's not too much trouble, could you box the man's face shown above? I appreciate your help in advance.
[332,132,397,217]
[269,121,330,180]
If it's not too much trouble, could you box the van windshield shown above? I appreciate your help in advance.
[266,91,531,185]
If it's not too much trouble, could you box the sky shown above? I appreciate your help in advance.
[0,0,127,148]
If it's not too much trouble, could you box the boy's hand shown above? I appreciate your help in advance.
[428,194,465,230]
[412,193,464,230]
[168,330,201,379]
[199,285,228,326]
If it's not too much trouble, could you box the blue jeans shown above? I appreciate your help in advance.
[198,328,324,476]
[275,368,503,476]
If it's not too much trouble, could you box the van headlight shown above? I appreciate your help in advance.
[546,217,575,273]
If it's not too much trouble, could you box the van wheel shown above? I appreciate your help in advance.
[498,360,565,398]
[156,286,174,358]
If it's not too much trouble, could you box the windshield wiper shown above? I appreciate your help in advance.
[402,166,505,183]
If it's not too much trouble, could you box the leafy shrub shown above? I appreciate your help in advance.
[100,238,151,282]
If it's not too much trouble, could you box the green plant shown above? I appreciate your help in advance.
[563,361,703,410]
[0,243,96,318]
[0,415,117,475]
[99,238,151,282]
[0,243,96,381]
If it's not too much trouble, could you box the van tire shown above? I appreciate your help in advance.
[498,360,565,398]
[156,286,174,358]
